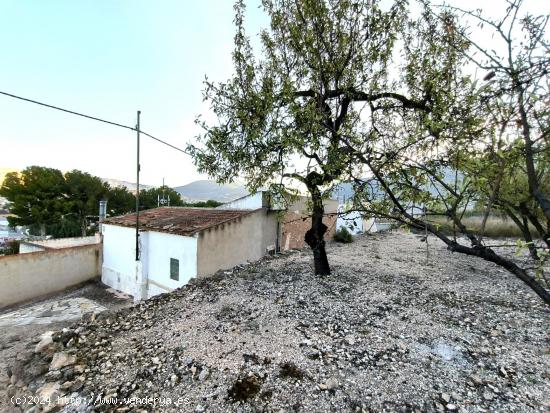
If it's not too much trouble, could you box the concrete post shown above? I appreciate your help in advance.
[134,261,147,303]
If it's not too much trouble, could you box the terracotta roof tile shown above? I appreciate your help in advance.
[103,207,257,236]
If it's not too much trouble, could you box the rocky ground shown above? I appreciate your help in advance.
[0,281,130,413]
[2,232,549,413]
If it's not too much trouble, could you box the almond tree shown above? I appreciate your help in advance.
[346,0,550,304]
[188,0,454,275]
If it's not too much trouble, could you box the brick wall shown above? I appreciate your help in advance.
[280,212,337,250]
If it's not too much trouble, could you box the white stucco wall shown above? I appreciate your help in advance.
[0,244,101,309]
[145,231,197,297]
[102,224,198,299]
[19,243,46,254]
[101,224,138,296]
[337,208,364,235]
[218,192,263,210]
[364,218,392,233]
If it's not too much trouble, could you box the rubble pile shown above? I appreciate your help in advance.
[4,233,549,412]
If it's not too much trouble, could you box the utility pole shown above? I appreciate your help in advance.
[135,110,141,261]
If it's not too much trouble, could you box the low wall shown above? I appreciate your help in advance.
[0,243,102,309]
[19,243,46,254]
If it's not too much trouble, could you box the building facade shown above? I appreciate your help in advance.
[219,191,338,250]
[101,207,278,300]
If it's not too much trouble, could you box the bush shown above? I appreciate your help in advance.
[334,227,353,243]
[0,240,19,255]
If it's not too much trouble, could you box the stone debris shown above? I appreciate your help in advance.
[1,232,549,412]
[49,352,76,371]
[34,331,54,354]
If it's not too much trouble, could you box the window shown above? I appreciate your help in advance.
[170,258,179,281]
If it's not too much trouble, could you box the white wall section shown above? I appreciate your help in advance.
[146,231,197,297]
[101,224,138,296]
[102,224,198,299]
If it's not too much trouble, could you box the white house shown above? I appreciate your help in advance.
[336,208,393,234]
[101,207,278,300]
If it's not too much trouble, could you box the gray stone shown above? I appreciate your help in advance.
[345,336,355,345]
[326,377,339,390]
[470,374,483,386]
[434,401,445,412]
[198,368,209,382]
[16,350,34,362]
[34,331,53,353]
[36,381,61,402]
[45,370,63,382]
[49,352,76,370]
[7,385,17,397]
[483,390,494,401]
[26,360,49,377]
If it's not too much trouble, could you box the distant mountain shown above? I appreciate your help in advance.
[174,180,248,202]
[102,178,152,193]
[331,167,469,208]
[100,178,248,202]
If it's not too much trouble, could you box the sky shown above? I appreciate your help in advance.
[0,0,266,187]
[0,0,547,187]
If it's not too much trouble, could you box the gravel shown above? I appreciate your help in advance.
[3,231,549,412]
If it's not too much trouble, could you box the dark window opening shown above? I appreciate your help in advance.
[170,258,179,281]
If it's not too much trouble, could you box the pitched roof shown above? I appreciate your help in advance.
[103,207,257,236]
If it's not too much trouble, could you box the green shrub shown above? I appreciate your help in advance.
[334,227,353,243]
[0,240,19,255]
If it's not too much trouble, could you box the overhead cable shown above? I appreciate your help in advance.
[0,90,190,155]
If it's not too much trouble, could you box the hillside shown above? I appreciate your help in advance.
[4,233,548,412]
[100,179,247,202]
[101,178,152,193]
[174,180,248,202]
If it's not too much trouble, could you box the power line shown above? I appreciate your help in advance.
[140,131,189,155]
[0,90,190,155]
[0,90,135,131]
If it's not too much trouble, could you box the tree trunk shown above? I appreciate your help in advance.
[305,188,331,275]
[40,223,46,237]
[505,208,539,260]
[520,215,539,261]
[366,164,550,306]
[81,219,87,237]
[517,89,550,222]
[449,242,550,305]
